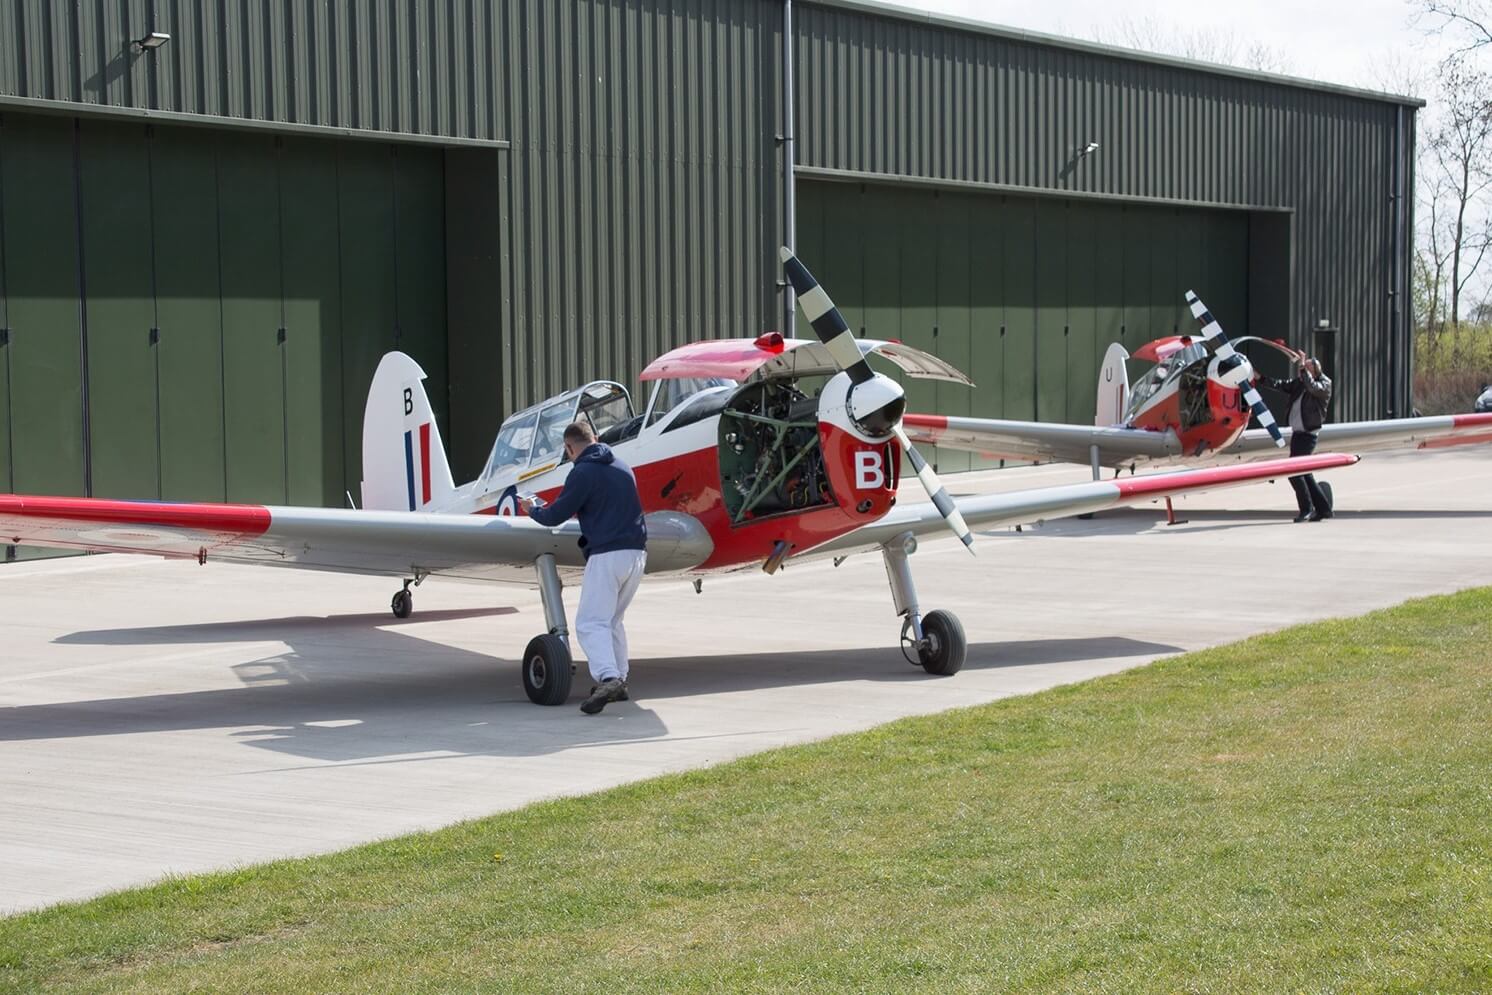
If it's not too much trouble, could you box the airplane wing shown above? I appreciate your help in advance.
[0,497,713,583]
[906,411,1492,470]
[1214,412,1492,462]
[903,413,1181,467]
[805,453,1359,560]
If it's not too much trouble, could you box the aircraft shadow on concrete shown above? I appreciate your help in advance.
[47,607,518,643]
[0,613,1181,765]
[995,507,1492,539]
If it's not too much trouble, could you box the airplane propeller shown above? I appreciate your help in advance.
[1184,290,1287,448]
[780,247,975,553]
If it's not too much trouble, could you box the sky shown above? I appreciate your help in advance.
[900,0,1436,98]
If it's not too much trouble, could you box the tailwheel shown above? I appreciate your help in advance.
[522,633,574,706]
[916,609,966,676]
[391,587,413,619]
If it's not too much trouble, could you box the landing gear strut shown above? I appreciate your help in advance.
[882,532,967,676]
[390,574,426,619]
[522,553,575,705]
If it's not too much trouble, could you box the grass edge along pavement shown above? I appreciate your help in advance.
[2,588,1489,993]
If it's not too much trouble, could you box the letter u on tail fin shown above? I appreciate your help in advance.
[361,352,457,512]
[1095,342,1131,427]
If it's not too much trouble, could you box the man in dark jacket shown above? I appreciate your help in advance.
[1260,355,1334,522]
[521,422,648,713]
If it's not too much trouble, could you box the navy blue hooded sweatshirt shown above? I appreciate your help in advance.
[527,443,647,559]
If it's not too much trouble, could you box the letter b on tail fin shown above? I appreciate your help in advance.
[1095,343,1131,427]
[361,352,457,512]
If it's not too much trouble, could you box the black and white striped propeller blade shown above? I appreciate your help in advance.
[780,247,975,553]
[891,423,975,553]
[1184,290,1286,448]
[780,249,876,385]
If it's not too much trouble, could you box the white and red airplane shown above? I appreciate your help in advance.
[905,291,1492,489]
[0,252,1356,706]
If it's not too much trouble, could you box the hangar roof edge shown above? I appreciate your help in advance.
[809,0,1427,110]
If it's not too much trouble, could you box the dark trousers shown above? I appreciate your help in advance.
[1288,430,1329,515]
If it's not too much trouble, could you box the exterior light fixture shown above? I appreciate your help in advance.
[1080,140,1100,156]
[133,31,170,52]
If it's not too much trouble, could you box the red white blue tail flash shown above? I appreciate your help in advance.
[404,422,434,510]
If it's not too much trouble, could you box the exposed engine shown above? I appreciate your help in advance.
[718,378,835,523]
[1179,366,1211,430]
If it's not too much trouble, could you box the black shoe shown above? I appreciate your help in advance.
[1307,509,1332,522]
[589,681,629,702]
[581,678,626,714]
[1293,513,1312,523]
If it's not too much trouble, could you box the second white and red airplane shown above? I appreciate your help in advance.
[905,291,1492,486]
[0,251,1356,706]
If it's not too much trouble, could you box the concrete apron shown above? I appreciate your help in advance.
[1,447,1489,913]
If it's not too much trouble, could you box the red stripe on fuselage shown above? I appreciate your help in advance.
[0,495,272,535]
[1113,453,1356,500]
[420,422,432,504]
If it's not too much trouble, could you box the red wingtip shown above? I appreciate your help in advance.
[0,495,272,536]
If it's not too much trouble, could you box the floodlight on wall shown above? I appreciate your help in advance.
[133,31,170,52]
[1080,140,1100,156]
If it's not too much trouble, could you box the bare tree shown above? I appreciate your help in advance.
[1362,48,1429,99]
[1419,173,1454,332]
[1424,56,1492,325]
[1417,0,1492,50]
[1092,15,1294,74]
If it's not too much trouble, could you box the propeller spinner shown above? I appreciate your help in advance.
[1184,291,1286,448]
[780,247,975,553]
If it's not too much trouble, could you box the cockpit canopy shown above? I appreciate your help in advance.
[482,381,634,481]
[1124,340,1210,420]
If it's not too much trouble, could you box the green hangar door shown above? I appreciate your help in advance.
[0,113,448,558]
[794,181,1248,471]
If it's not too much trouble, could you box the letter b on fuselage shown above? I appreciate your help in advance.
[855,450,885,490]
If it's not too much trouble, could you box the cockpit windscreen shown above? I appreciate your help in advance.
[1124,342,1209,420]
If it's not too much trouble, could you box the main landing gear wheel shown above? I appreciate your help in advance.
[917,609,967,676]
[391,588,413,619]
[522,634,574,706]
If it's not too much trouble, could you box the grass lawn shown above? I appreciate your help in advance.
[3,589,1490,993]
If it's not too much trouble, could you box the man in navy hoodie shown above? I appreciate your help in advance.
[521,422,648,714]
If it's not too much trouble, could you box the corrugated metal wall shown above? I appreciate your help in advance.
[0,0,1416,429]
[0,111,448,514]
[0,0,505,141]
[1,0,787,437]
[791,1,1417,420]
[495,0,783,415]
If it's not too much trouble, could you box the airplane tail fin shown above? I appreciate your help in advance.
[1095,342,1131,426]
[361,352,457,512]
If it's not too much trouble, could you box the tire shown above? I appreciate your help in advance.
[391,589,413,619]
[918,609,966,676]
[521,634,573,705]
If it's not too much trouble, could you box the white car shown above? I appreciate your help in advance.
[1477,384,1492,413]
